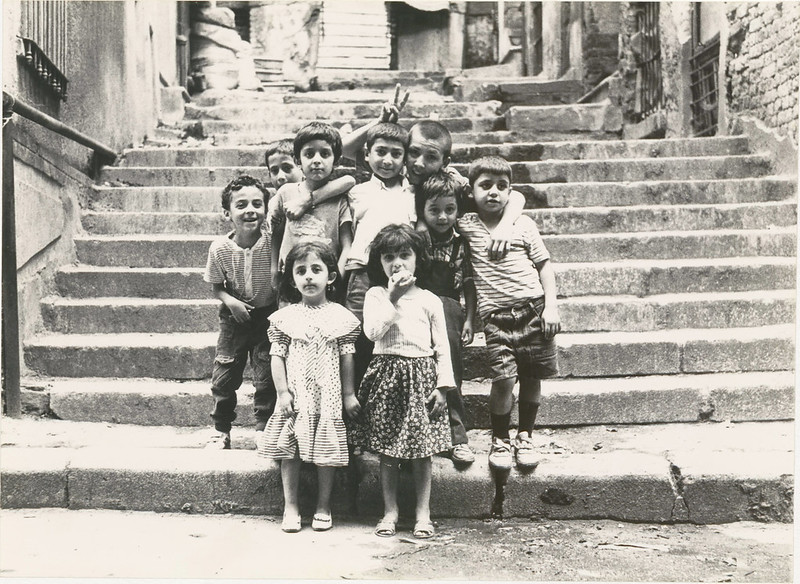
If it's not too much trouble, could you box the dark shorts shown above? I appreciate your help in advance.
[483,297,559,383]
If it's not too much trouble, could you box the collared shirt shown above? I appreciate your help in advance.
[204,230,275,308]
[346,174,416,269]
[457,213,550,320]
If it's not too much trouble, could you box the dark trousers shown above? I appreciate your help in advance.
[210,304,276,433]
[440,296,469,446]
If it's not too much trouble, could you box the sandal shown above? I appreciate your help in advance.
[374,519,396,537]
[412,520,435,539]
[281,513,302,533]
[312,513,332,532]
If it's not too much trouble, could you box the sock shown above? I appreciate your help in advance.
[518,402,540,436]
[490,412,512,440]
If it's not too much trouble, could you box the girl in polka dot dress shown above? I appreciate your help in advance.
[348,224,456,540]
[257,241,361,533]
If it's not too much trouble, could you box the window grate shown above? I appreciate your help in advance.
[689,35,720,136]
[633,2,663,121]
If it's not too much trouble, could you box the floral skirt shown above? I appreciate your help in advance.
[348,355,451,459]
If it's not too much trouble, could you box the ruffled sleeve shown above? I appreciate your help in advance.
[267,324,290,357]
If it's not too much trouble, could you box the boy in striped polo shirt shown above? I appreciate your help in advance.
[457,156,561,471]
[204,175,276,449]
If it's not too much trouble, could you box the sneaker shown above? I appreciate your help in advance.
[451,443,475,465]
[488,437,513,470]
[513,433,542,469]
[206,431,231,450]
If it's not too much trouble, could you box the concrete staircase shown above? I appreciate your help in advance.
[7,87,796,523]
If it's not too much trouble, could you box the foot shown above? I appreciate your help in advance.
[374,517,397,538]
[488,437,513,470]
[205,431,231,450]
[451,443,475,466]
[513,432,543,469]
[281,512,302,533]
[312,513,333,532]
[412,520,435,539]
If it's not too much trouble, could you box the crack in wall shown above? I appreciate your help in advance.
[668,459,690,522]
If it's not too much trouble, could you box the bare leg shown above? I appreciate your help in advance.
[379,454,400,523]
[489,377,516,414]
[281,458,302,518]
[316,465,336,517]
[411,457,432,524]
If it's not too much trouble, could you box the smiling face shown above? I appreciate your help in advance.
[471,172,511,219]
[291,251,335,305]
[267,153,304,189]
[367,138,406,183]
[380,246,417,281]
[298,139,335,187]
[225,186,266,236]
[422,194,458,236]
[406,129,449,187]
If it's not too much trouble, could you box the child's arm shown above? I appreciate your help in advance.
[535,258,561,339]
[283,175,356,221]
[337,222,353,279]
[272,355,294,416]
[486,189,526,259]
[212,283,253,323]
[461,279,478,345]
[341,84,410,160]
[362,287,402,341]
[428,297,455,417]
[340,353,360,419]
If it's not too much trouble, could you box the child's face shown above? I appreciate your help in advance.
[380,246,417,281]
[291,251,334,305]
[225,186,266,234]
[470,172,511,218]
[422,194,458,236]
[267,153,303,189]
[298,139,335,185]
[367,138,405,182]
[406,129,449,186]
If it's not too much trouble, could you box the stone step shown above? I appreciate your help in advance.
[505,103,622,134]
[23,324,795,379]
[117,136,752,167]
[28,370,794,428]
[87,178,797,213]
[74,228,797,268]
[54,257,796,299]
[39,290,795,335]
[1,418,792,522]
[99,155,773,187]
[457,78,585,106]
[79,202,797,236]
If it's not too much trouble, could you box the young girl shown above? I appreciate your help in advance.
[348,224,455,540]
[257,241,361,533]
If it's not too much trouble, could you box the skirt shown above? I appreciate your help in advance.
[348,355,452,459]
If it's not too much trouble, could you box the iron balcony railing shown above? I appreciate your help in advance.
[634,2,663,121]
[689,36,720,137]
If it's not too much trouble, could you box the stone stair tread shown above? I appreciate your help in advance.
[557,255,795,268]
[43,296,220,307]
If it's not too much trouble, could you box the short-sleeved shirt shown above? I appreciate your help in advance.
[457,213,550,320]
[204,230,275,308]
[421,229,473,301]
[270,182,352,271]
[346,174,416,270]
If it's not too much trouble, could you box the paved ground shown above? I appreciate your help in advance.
[0,508,793,581]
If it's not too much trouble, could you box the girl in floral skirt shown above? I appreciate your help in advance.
[348,224,455,540]
[257,241,361,533]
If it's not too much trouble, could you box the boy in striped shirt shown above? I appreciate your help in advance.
[457,157,561,471]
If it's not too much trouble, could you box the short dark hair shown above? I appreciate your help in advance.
[417,170,465,215]
[366,224,431,288]
[220,175,270,211]
[293,122,343,164]
[265,139,294,167]
[468,156,513,186]
[409,120,453,160]
[366,122,410,152]
[279,241,340,304]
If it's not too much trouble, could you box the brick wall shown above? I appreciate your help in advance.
[726,2,800,144]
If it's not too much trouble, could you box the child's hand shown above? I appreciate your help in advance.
[541,305,561,339]
[388,269,416,303]
[283,195,311,221]
[486,226,513,260]
[426,388,448,418]
[227,298,254,323]
[461,321,474,345]
[343,394,361,419]
[277,392,295,416]
[380,84,410,123]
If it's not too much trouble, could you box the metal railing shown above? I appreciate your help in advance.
[2,91,117,417]
[19,0,68,100]
[634,2,663,121]
[689,36,720,137]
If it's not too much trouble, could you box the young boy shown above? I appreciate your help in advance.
[417,171,479,466]
[265,139,304,191]
[457,156,561,471]
[269,123,354,295]
[204,175,277,448]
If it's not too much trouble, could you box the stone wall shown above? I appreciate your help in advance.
[582,3,621,93]
[726,2,800,145]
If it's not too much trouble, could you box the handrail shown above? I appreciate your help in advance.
[3,91,117,166]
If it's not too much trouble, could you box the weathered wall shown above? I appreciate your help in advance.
[582,2,621,92]
[726,2,800,146]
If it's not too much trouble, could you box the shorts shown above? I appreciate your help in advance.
[483,297,559,383]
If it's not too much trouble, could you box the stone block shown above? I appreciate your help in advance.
[708,383,795,422]
[159,87,186,126]
[0,448,69,508]
[558,335,681,377]
[682,329,795,373]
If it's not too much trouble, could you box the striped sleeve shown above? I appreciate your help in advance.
[204,243,225,284]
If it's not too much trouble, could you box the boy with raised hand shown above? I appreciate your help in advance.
[457,156,561,471]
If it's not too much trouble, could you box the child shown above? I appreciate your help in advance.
[417,171,479,467]
[348,224,455,540]
[270,124,355,296]
[457,156,561,471]
[257,241,361,533]
[203,175,276,448]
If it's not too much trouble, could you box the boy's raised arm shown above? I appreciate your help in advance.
[341,84,410,160]
[486,189,526,259]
